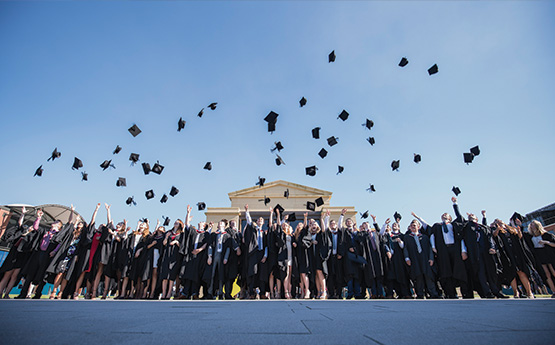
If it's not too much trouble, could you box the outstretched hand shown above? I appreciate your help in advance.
[451,197,457,203]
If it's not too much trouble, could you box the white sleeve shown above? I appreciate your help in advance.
[430,234,436,249]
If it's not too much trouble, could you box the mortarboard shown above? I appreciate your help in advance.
[152,161,164,175]
[399,57,409,67]
[510,212,523,223]
[268,122,276,133]
[428,64,438,75]
[208,102,217,110]
[287,213,297,222]
[256,176,266,187]
[142,162,151,175]
[275,154,285,166]
[363,119,374,130]
[391,160,400,171]
[463,152,474,164]
[306,201,316,211]
[470,145,480,156]
[48,148,61,161]
[100,160,114,171]
[284,189,290,198]
[34,165,43,177]
[178,117,186,131]
[338,110,349,121]
[367,137,375,146]
[274,204,285,215]
[163,216,171,227]
[197,202,206,211]
[318,148,328,159]
[305,165,317,176]
[366,184,376,192]
[116,177,126,187]
[312,127,321,139]
[72,157,83,170]
[126,196,136,206]
[264,111,279,123]
[204,162,212,171]
[160,194,168,203]
[394,212,402,221]
[145,190,155,200]
[315,197,324,207]
[169,186,179,197]
[414,154,421,163]
[198,108,204,118]
[360,211,369,219]
[327,136,338,147]
[271,141,284,152]
[299,97,307,107]
[81,171,88,181]
[261,196,271,206]
[113,145,122,154]
[328,50,336,63]
[128,124,141,137]
[452,186,461,196]
[337,166,344,174]
[129,153,140,165]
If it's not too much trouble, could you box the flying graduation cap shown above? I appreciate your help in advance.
[470,145,480,156]
[208,102,217,110]
[414,154,422,163]
[463,153,474,164]
[275,154,285,166]
[306,201,316,211]
[129,153,140,165]
[394,212,402,222]
[510,212,524,223]
[100,160,115,171]
[367,137,376,146]
[428,64,439,75]
[399,57,409,67]
[360,211,369,219]
[391,160,400,171]
[337,166,344,174]
[271,141,284,152]
[169,186,179,197]
[142,162,151,175]
[34,165,43,177]
[338,110,349,121]
[160,194,168,204]
[163,216,171,227]
[197,202,206,211]
[287,213,297,222]
[264,111,279,133]
[145,190,155,200]
[327,136,338,147]
[197,108,204,118]
[152,161,164,175]
[128,124,141,137]
[312,127,321,139]
[328,50,336,63]
[305,165,317,177]
[72,157,83,170]
[315,197,324,207]
[113,145,122,154]
[204,162,212,171]
[273,204,285,216]
[284,189,290,198]
[256,176,266,187]
[366,184,376,193]
[318,148,328,159]
[178,117,186,131]
[299,97,307,107]
[116,177,126,187]
[260,196,271,206]
[47,148,61,162]
[126,196,137,206]
[452,186,461,196]
[363,119,374,130]
[81,171,88,181]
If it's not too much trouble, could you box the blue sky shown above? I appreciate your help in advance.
[1,1,554,227]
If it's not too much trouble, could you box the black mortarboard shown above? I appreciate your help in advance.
[163,216,171,227]
[274,204,284,215]
[305,165,317,176]
[337,165,344,174]
[367,137,375,146]
[366,184,376,192]
[315,197,324,207]
[318,148,328,159]
[299,97,307,107]
[128,124,141,137]
[428,64,438,75]
[81,171,88,181]
[306,201,316,211]
[268,122,276,133]
[34,165,43,177]
[399,57,409,67]
[394,212,402,221]
[287,213,297,222]
[414,154,421,163]
[208,102,217,110]
[327,136,338,147]
[284,189,290,198]
[169,186,179,197]
[391,160,400,171]
[360,211,369,219]
[160,194,168,203]
[264,111,279,123]
[145,190,155,200]
[116,177,126,187]
[48,148,61,161]
[328,50,336,63]
[275,154,285,166]
[463,152,474,164]
[72,157,83,170]
[338,110,349,121]
[470,145,480,156]
[261,197,271,206]
[126,196,136,206]
[113,145,122,154]
[197,108,204,118]
[256,176,266,187]
[129,153,140,165]
[152,161,164,175]
[142,162,151,175]
[100,160,114,171]
[178,117,186,131]
[452,186,461,196]
[197,202,206,211]
[510,212,524,223]
[271,141,284,152]
[312,127,321,139]
[204,162,212,171]
[363,119,374,130]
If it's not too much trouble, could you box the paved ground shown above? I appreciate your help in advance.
[0,299,554,345]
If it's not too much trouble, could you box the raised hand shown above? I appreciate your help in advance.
[96,203,101,209]
[22,206,27,214]
[370,214,376,222]
[451,197,457,203]
[385,218,391,224]
[37,209,43,217]
[244,204,249,211]
[341,208,347,216]
[481,210,486,217]
[105,203,110,210]
[187,205,192,213]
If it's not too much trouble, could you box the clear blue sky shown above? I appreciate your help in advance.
[1,1,554,227]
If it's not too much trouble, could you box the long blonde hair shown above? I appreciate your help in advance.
[528,220,545,237]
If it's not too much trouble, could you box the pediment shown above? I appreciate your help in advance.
[228,180,332,199]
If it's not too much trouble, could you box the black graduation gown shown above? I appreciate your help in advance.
[266,226,279,277]
[295,227,313,276]
[20,226,61,284]
[244,223,267,278]
[325,229,346,286]
[182,229,209,283]
[120,234,143,279]
[44,224,76,280]
[341,228,361,281]
[306,231,331,278]
[356,230,384,286]
[0,226,27,273]
[497,231,534,277]
[385,232,409,285]
[275,226,296,280]
[429,222,467,282]
[159,231,183,281]
[403,233,434,279]
[224,228,241,282]
[133,236,151,282]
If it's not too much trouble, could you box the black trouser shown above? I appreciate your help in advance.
[209,253,225,297]
[326,255,342,297]
[441,245,469,298]
[415,274,438,298]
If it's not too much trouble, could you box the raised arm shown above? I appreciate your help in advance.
[90,203,101,226]
[105,203,112,227]
[452,197,463,222]
[339,208,346,228]
[68,205,75,225]
[185,205,192,228]
[303,212,308,227]
[481,210,487,226]
[33,209,43,231]
[269,207,274,226]
[245,204,252,225]
[411,212,428,229]
[18,206,27,227]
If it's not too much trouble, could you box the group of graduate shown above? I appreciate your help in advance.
[1,197,555,300]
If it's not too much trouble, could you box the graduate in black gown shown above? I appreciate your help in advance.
[119,220,149,299]
[243,204,270,299]
[181,205,209,299]
[341,212,362,299]
[322,209,346,299]
[147,220,167,299]
[526,220,555,297]
[266,210,281,299]
[305,212,331,299]
[274,209,295,299]
[381,218,410,299]
[206,219,235,299]
[224,219,242,300]
[101,216,127,300]
[159,218,184,299]
[294,217,311,299]
[109,220,128,299]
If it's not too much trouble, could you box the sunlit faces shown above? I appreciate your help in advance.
[345,218,354,228]
[409,219,421,233]
[392,222,400,232]
[329,220,338,230]
[441,213,452,223]
[468,214,478,223]
[256,217,264,227]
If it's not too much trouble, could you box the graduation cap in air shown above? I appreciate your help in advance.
[34,165,43,177]
[337,166,344,175]
[152,161,164,175]
[367,137,376,146]
[160,194,168,204]
[163,216,171,227]
[470,145,480,156]
[452,186,461,196]
[126,196,137,206]
[142,162,151,175]
[391,160,400,171]
[264,111,279,123]
[197,108,204,118]
[271,141,284,152]
[256,176,266,187]
[287,213,297,222]
[338,110,349,121]
[399,57,409,67]
[463,152,474,164]
[81,171,88,181]
[299,97,307,107]
[328,50,336,63]
[306,201,316,211]
[145,190,155,200]
[414,154,422,163]
[510,212,524,223]
[312,127,321,139]
[268,122,276,133]
[128,124,142,137]
[116,177,126,187]
[129,153,140,165]
[305,165,317,177]
[274,204,285,215]
[178,117,186,132]
[363,119,374,130]
[366,184,376,193]
[100,160,115,171]
[315,197,324,207]
[197,202,206,211]
[47,148,61,162]
[394,212,402,222]
[113,145,122,154]
[204,162,212,171]
[275,154,285,166]
[318,148,328,159]
[284,189,290,198]
[72,157,83,170]
[428,64,439,75]
[327,136,338,147]
[169,186,179,197]
[208,102,217,110]
[360,211,369,219]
